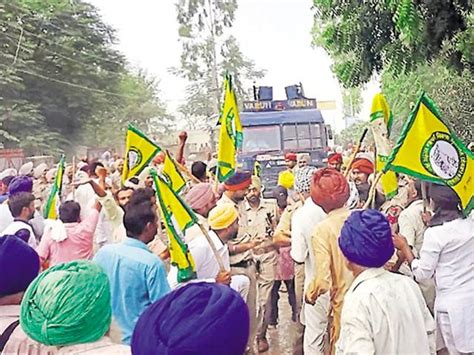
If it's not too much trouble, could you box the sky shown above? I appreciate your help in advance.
[89,0,378,132]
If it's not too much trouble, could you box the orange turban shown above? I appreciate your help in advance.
[351,158,374,175]
[311,168,349,213]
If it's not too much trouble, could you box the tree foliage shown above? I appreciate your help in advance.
[173,0,265,133]
[0,1,173,156]
[382,60,474,144]
[312,0,472,87]
[335,119,374,148]
[341,87,363,118]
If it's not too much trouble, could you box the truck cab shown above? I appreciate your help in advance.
[238,97,331,198]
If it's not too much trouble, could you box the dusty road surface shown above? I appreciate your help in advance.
[260,288,296,355]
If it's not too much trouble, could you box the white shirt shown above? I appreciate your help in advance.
[411,218,474,352]
[0,203,13,232]
[336,268,435,355]
[168,230,229,289]
[97,192,126,243]
[183,214,208,244]
[2,220,37,248]
[290,197,326,289]
[67,183,112,246]
[399,199,426,254]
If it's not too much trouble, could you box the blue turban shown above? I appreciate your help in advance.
[8,176,33,197]
[0,235,40,296]
[339,209,394,268]
[131,282,249,355]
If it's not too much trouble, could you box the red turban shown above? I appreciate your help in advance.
[284,153,297,162]
[351,158,374,175]
[311,168,349,213]
[327,153,343,164]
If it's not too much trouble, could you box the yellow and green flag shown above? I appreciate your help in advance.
[162,150,187,193]
[122,125,161,184]
[370,93,398,199]
[254,161,262,178]
[152,169,197,282]
[217,73,243,182]
[44,155,65,219]
[384,93,474,214]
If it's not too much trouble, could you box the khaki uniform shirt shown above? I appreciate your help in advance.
[273,200,303,242]
[245,200,275,241]
[217,193,251,264]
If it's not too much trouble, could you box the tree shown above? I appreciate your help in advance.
[173,0,265,137]
[335,120,373,148]
[0,0,173,156]
[82,70,175,148]
[341,87,363,118]
[312,0,472,88]
[382,60,474,143]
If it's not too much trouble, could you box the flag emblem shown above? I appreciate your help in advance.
[127,148,142,171]
[122,125,160,184]
[421,131,467,185]
[384,92,474,214]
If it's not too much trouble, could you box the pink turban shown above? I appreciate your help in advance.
[185,183,215,210]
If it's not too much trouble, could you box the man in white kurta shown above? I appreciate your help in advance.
[167,203,250,301]
[396,217,474,354]
[394,184,474,355]
[337,209,435,355]
[290,166,329,354]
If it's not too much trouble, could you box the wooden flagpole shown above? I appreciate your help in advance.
[198,223,226,272]
[72,155,76,200]
[344,128,369,178]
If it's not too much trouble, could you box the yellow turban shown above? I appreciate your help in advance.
[278,171,294,189]
[208,203,238,230]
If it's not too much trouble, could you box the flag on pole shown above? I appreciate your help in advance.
[369,93,398,199]
[384,92,474,215]
[217,73,243,182]
[253,161,262,177]
[162,150,187,193]
[151,169,197,282]
[122,125,161,184]
[44,155,65,219]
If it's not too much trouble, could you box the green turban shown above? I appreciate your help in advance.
[20,260,112,346]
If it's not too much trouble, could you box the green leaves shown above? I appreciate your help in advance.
[0,0,173,156]
[311,0,472,87]
[174,0,264,133]
[382,60,474,143]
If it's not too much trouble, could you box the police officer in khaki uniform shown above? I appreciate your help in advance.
[245,176,278,353]
[217,171,263,353]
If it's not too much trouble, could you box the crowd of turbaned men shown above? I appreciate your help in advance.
[0,144,472,355]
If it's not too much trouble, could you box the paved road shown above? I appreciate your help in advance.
[260,288,296,355]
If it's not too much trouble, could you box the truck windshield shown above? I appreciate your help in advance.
[282,123,323,150]
[242,126,281,153]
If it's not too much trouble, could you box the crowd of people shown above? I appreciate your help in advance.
[0,145,472,355]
